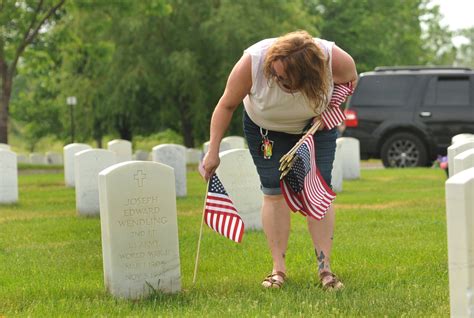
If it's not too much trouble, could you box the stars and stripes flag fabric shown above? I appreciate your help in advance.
[321,82,354,130]
[204,174,244,243]
[280,134,336,220]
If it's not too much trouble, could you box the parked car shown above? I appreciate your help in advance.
[342,66,474,167]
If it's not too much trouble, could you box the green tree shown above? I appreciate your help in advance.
[455,27,474,67]
[150,0,318,147]
[63,0,318,147]
[316,0,424,72]
[100,2,172,142]
[13,1,171,147]
[0,0,65,144]
[10,46,64,151]
[315,0,455,72]
[419,2,456,65]
[10,2,114,149]
[46,1,173,144]
[10,0,460,150]
[52,2,117,147]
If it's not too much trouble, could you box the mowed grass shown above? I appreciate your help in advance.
[0,167,449,317]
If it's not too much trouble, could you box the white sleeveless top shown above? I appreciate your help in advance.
[243,38,334,134]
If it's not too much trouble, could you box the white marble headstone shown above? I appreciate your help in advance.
[453,149,474,176]
[451,133,474,145]
[108,139,132,163]
[152,144,187,197]
[331,139,344,193]
[29,153,47,165]
[216,149,263,230]
[46,152,63,165]
[64,143,92,187]
[0,143,11,150]
[186,148,202,165]
[445,167,474,317]
[75,149,117,216]
[202,142,210,154]
[338,137,360,180]
[16,154,29,164]
[448,141,474,177]
[0,149,18,203]
[99,161,181,299]
[222,136,246,149]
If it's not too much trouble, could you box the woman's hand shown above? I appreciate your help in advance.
[200,151,221,181]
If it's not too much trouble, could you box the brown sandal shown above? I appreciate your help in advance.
[319,271,344,291]
[262,271,286,289]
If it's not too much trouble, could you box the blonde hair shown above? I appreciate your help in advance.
[263,30,330,114]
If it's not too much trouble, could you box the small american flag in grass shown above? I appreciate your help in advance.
[280,134,336,220]
[205,174,244,243]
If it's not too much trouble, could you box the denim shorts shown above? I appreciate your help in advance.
[243,111,337,195]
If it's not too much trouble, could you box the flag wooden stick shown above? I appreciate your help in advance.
[193,179,210,285]
[278,120,322,178]
[278,120,322,179]
[279,120,321,165]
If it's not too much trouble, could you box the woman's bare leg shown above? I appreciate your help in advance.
[261,194,290,285]
[307,204,337,285]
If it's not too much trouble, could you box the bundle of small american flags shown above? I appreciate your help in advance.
[280,82,354,220]
[280,134,336,220]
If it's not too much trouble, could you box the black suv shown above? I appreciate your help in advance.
[342,66,474,167]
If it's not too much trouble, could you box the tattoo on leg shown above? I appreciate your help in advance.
[315,249,331,272]
[282,252,286,259]
[317,251,326,271]
[317,250,325,262]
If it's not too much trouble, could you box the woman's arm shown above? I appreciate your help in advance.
[331,45,358,86]
[202,53,252,180]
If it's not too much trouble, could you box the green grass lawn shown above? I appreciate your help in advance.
[0,167,449,317]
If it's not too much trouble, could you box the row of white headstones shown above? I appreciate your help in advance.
[3,144,202,165]
[2,136,252,165]
[0,137,242,203]
[0,137,361,299]
[0,136,362,206]
[445,133,474,317]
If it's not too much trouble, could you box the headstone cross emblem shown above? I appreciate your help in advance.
[134,170,146,187]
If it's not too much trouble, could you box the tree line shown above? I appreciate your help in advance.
[1,0,472,150]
